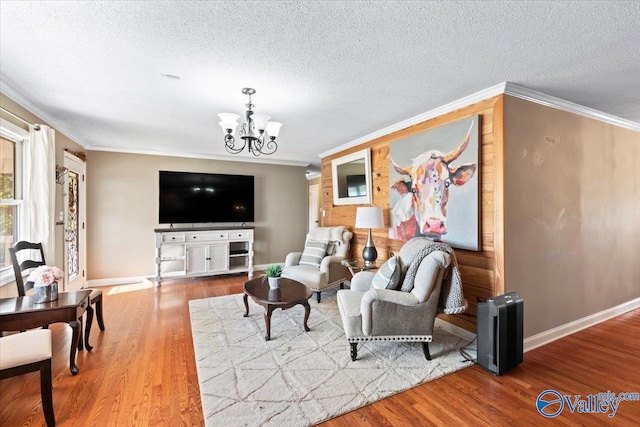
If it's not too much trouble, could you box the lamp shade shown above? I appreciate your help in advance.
[251,113,271,131]
[266,121,282,138]
[217,113,239,134]
[355,207,384,229]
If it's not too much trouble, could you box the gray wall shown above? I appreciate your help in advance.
[504,95,640,337]
[86,151,308,280]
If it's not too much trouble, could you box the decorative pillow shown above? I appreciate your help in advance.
[299,240,328,268]
[371,255,401,290]
[326,240,340,256]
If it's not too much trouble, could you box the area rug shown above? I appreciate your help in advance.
[189,291,473,427]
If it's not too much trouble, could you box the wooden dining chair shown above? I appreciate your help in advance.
[9,240,106,351]
[82,288,105,351]
[0,329,56,426]
[8,241,46,297]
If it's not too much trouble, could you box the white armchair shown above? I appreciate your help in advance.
[337,237,457,361]
[282,226,353,302]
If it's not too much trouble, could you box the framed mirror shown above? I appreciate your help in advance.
[331,148,372,205]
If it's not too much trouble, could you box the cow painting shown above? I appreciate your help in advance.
[389,116,480,251]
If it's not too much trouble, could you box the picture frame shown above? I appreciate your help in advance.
[389,116,480,251]
[331,148,372,206]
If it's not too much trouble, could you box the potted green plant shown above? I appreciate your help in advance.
[262,264,283,289]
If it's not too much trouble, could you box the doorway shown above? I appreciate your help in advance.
[63,151,86,291]
[308,184,319,232]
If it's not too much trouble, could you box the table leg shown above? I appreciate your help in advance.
[68,318,81,375]
[264,306,274,341]
[84,305,94,351]
[345,265,356,276]
[302,301,311,332]
[77,318,84,352]
[96,296,106,331]
[243,293,249,317]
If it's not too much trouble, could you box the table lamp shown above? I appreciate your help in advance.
[355,206,384,266]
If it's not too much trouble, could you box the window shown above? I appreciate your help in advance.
[0,119,28,284]
[0,137,17,268]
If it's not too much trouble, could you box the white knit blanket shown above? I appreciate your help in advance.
[308,226,347,243]
[402,241,468,314]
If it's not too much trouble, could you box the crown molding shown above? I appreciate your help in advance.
[320,81,639,159]
[5,75,636,166]
[89,145,310,167]
[319,82,507,158]
[0,77,92,148]
[2,77,309,167]
[504,82,640,132]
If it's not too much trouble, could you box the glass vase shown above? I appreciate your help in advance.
[33,281,59,303]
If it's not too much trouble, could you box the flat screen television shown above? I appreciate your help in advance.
[159,171,254,224]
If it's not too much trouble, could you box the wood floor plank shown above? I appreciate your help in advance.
[1,275,638,426]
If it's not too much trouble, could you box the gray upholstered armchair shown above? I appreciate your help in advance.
[282,226,353,302]
[337,237,465,361]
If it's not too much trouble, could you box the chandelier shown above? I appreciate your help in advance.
[217,88,282,156]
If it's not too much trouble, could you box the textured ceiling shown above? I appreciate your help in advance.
[1,1,639,170]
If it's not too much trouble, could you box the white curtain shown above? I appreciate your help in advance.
[24,125,56,264]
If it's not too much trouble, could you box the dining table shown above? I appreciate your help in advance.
[0,290,92,375]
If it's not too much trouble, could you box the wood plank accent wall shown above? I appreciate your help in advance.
[320,95,505,332]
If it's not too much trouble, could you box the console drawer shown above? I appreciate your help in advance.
[187,232,229,242]
[162,233,185,243]
[230,230,251,240]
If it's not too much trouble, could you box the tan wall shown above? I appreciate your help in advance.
[86,151,308,280]
[321,96,505,332]
[1,93,86,298]
[504,95,640,337]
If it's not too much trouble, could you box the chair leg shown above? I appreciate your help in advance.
[350,342,358,361]
[422,342,432,360]
[40,358,55,427]
[316,291,321,303]
[84,305,94,351]
[95,296,105,331]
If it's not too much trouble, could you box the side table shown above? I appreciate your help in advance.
[341,259,379,277]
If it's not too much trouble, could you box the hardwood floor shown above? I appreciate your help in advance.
[1,275,638,426]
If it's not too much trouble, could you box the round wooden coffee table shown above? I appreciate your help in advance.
[243,277,313,341]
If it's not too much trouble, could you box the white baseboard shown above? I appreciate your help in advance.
[86,274,639,352]
[253,263,272,272]
[434,297,640,352]
[86,267,273,288]
[435,318,476,342]
[523,297,640,352]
